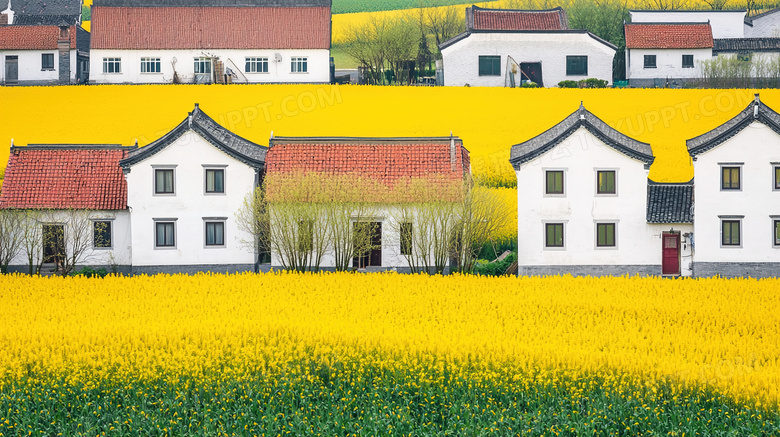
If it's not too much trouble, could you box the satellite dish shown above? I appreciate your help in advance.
[274,53,282,63]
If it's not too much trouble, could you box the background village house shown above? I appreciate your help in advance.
[88,0,332,84]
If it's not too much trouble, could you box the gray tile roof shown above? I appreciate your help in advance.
[687,94,780,158]
[744,7,780,25]
[713,38,780,52]
[120,104,267,170]
[10,0,82,24]
[94,0,329,6]
[646,181,694,224]
[509,103,654,170]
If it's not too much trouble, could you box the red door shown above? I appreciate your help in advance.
[662,233,680,275]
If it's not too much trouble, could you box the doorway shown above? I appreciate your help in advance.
[662,232,680,276]
[43,224,65,265]
[5,55,18,84]
[519,62,542,87]
[353,222,382,269]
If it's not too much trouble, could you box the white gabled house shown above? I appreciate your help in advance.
[629,9,747,39]
[88,0,332,84]
[509,103,693,277]
[439,6,615,87]
[745,8,780,38]
[119,104,267,274]
[686,94,780,278]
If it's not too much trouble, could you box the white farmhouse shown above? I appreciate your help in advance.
[745,8,780,38]
[119,104,267,274]
[89,0,331,85]
[624,22,713,87]
[686,94,780,278]
[439,6,615,87]
[0,0,89,85]
[0,145,133,274]
[629,9,747,38]
[510,103,693,277]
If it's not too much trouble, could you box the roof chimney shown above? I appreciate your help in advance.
[450,134,457,172]
[1,0,12,25]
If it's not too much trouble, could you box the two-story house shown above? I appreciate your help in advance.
[510,103,693,276]
[89,0,332,84]
[686,94,780,278]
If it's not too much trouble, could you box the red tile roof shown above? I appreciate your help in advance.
[0,147,129,210]
[91,6,331,50]
[625,23,713,49]
[0,25,79,50]
[470,6,569,31]
[266,138,470,190]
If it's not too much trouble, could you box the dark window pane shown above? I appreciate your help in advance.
[597,171,616,194]
[682,54,694,68]
[545,223,564,248]
[93,221,112,248]
[775,220,780,246]
[42,54,54,69]
[721,167,740,190]
[566,56,587,76]
[644,55,656,68]
[478,56,501,76]
[546,171,564,194]
[206,169,224,193]
[155,169,174,194]
[722,220,740,246]
[597,223,615,247]
[775,167,779,189]
[206,222,225,246]
[156,222,175,247]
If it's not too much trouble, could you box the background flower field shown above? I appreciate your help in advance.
[0,272,778,435]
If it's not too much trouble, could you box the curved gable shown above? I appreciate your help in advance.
[509,103,654,170]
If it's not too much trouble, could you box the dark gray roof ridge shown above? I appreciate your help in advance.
[646,181,694,224]
[687,94,780,158]
[745,7,780,24]
[509,103,654,170]
[120,104,267,169]
[713,37,780,52]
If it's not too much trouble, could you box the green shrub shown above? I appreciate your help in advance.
[473,252,517,276]
[520,82,538,88]
[579,78,609,88]
[69,267,108,278]
[558,80,579,88]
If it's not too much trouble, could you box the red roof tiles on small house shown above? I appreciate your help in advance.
[91,6,331,50]
[266,137,471,188]
[624,23,713,49]
[470,6,569,31]
[0,24,79,50]
[0,146,130,210]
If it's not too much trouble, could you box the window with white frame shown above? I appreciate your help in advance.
[93,220,112,249]
[291,57,308,73]
[154,168,175,195]
[194,57,212,74]
[155,221,176,248]
[141,57,161,73]
[246,57,269,73]
[103,58,121,73]
[205,168,225,194]
[205,220,226,247]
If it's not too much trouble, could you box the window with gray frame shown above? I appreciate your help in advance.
[775,220,780,246]
[566,56,588,75]
[141,57,161,73]
[722,220,741,246]
[155,222,175,248]
[103,58,121,73]
[682,54,694,68]
[545,170,564,195]
[93,221,112,248]
[246,57,269,73]
[478,56,501,76]
[596,171,616,194]
[721,167,741,190]
[644,55,656,69]
[205,169,224,194]
[194,58,211,74]
[41,53,54,70]
[596,223,616,247]
[205,221,225,247]
[545,223,564,248]
[155,169,174,194]
[775,166,780,189]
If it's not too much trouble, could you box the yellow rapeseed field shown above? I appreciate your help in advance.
[0,272,778,411]
[0,85,775,185]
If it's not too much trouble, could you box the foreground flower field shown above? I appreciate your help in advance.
[0,272,778,435]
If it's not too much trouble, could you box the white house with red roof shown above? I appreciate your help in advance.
[0,145,133,273]
[439,6,616,87]
[0,0,89,85]
[88,0,331,84]
[629,10,747,39]
[624,22,714,87]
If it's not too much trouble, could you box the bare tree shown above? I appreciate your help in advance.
[19,209,44,275]
[39,209,103,276]
[638,0,689,9]
[0,210,24,273]
[418,1,466,51]
[701,0,730,8]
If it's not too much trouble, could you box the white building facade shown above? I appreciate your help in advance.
[439,6,615,87]
[629,10,747,39]
[0,25,89,85]
[510,104,693,277]
[89,0,331,84]
[687,95,780,278]
[745,9,780,38]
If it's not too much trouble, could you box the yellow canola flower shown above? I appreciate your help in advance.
[0,272,778,411]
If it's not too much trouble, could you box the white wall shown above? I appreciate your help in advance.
[746,13,780,38]
[124,130,258,268]
[89,49,331,84]
[7,210,132,269]
[693,122,780,263]
[0,50,70,84]
[630,10,746,38]
[515,127,693,274]
[441,32,615,87]
[714,52,780,77]
[626,48,711,80]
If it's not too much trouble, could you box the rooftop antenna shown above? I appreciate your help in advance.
[134,138,138,147]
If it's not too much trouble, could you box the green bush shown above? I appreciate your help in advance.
[69,267,108,278]
[579,78,609,88]
[558,80,579,88]
[473,252,517,277]
[520,82,538,88]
